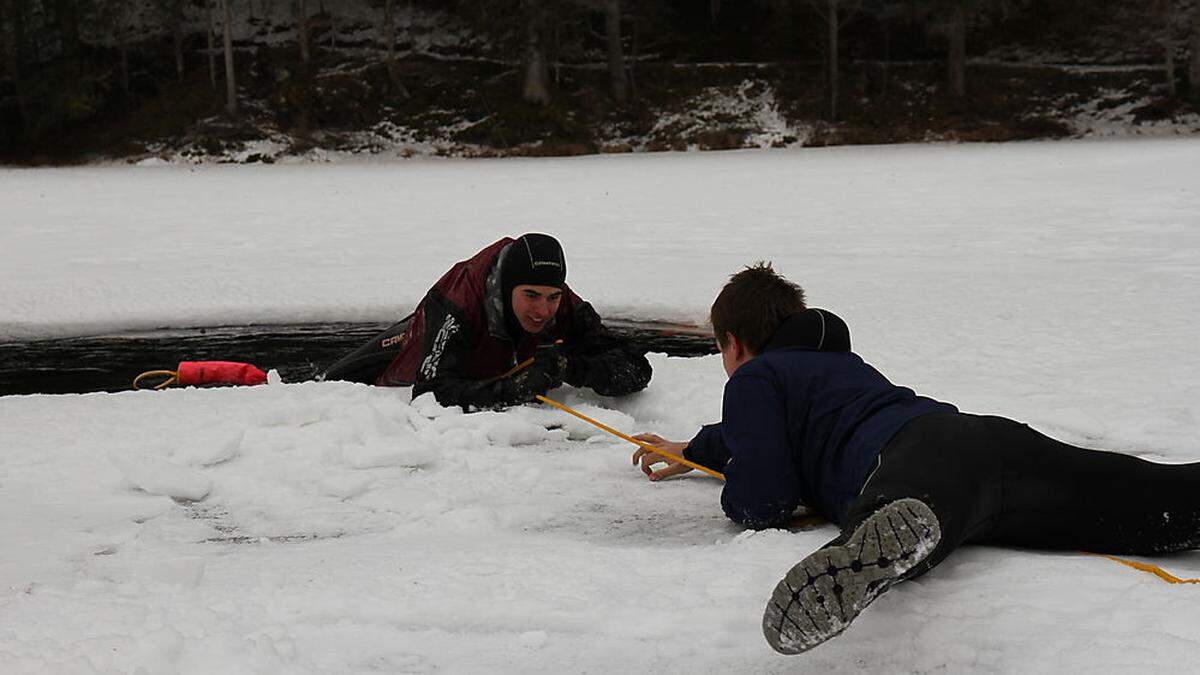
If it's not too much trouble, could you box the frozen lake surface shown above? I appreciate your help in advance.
[2,139,1199,672]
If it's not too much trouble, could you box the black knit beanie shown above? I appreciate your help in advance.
[498,233,567,338]
[500,233,567,299]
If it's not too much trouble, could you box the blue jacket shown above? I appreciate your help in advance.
[684,311,955,528]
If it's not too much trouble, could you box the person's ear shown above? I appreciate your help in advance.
[725,333,743,360]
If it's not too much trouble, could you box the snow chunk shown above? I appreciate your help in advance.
[118,556,207,589]
[483,416,555,446]
[410,391,461,418]
[129,626,186,669]
[108,450,213,501]
[318,475,376,500]
[518,630,549,649]
[341,435,439,469]
[172,430,242,468]
[256,402,326,427]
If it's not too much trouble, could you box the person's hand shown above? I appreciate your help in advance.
[501,349,566,402]
[631,433,693,481]
[531,344,570,381]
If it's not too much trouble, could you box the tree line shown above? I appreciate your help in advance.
[3,0,1200,155]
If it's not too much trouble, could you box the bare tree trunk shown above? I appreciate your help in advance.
[208,0,217,89]
[173,7,185,82]
[0,0,7,148]
[111,2,131,100]
[0,3,5,83]
[223,0,237,115]
[383,0,408,97]
[329,9,336,50]
[1191,4,1200,94]
[54,0,81,63]
[827,0,838,121]
[2,0,28,139]
[522,2,550,105]
[880,21,891,102]
[384,0,394,59]
[628,13,638,97]
[948,1,966,99]
[1166,41,1177,97]
[604,0,627,103]
[553,20,560,84]
[1158,0,1177,97]
[121,43,131,99]
[297,0,309,68]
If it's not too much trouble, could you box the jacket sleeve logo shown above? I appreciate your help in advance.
[419,314,459,380]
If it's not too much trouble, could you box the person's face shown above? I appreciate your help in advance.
[510,284,563,334]
[717,332,753,377]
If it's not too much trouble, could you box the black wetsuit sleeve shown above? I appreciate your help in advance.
[562,301,652,396]
[684,423,732,472]
[410,294,535,410]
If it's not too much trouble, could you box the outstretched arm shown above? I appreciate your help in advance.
[630,423,731,481]
[563,301,652,396]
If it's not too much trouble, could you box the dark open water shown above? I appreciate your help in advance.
[0,320,716,396]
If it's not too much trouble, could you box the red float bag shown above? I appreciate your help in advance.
[176,361,268,387]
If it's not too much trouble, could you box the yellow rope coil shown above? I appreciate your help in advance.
[132,370,179,391]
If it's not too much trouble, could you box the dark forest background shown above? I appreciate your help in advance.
[2,0,1198,164]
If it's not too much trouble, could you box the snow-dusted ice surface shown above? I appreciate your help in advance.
[3,138,1200,672]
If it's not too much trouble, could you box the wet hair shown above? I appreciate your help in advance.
[710,262,807,354]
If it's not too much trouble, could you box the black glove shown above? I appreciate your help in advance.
[534,344,572,381]
[498,346,567,402]
[570,348,652,396]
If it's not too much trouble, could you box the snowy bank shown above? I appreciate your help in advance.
[3,357,1199,673]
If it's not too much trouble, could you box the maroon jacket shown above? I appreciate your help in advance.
[377,238,651,409]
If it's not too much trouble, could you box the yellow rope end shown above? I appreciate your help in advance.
[1098,554,1200,584]
[132,370,178,391]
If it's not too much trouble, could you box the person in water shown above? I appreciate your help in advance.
[321,233,651,409]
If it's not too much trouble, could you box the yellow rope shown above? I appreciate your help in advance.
[535,394,726,480]
[132,369,178,391]
[1097,554,1200,584]
[134,363,1196,584]
[484,357,536,384]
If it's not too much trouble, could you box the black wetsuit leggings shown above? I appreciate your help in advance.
[842,412,1200,580]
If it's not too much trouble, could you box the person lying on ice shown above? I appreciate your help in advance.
[320,233,652,409]
[631,262,1200,656]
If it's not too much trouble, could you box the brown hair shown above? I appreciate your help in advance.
[710,262,806,354]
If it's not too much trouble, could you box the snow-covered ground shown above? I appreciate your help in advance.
[2,138,1200,672]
